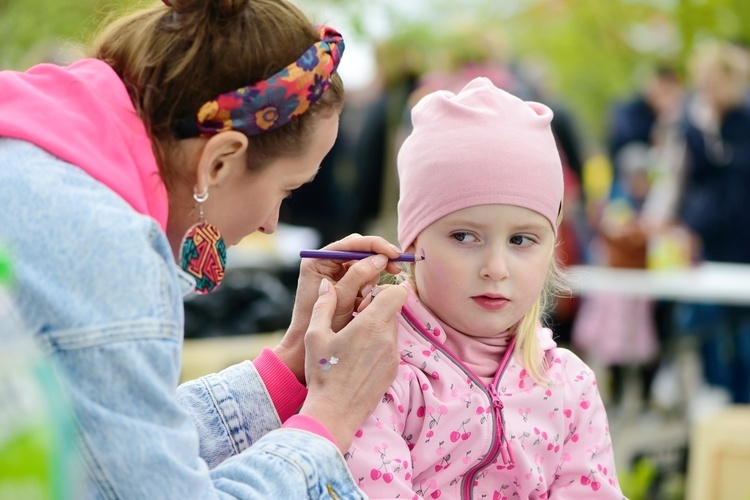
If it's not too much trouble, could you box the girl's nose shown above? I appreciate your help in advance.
[480,249,510,280]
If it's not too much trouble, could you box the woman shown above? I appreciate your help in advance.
[0,0,407,497]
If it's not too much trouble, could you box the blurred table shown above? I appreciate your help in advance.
[687,405,750,500]
[181,331,285,383]
[566,262,750,306]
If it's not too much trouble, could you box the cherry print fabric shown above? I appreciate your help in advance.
[345,287,624,499]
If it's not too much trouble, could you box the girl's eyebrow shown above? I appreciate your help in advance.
[442,218,550,233]
[441,219,487,231]
[513,223,552,233]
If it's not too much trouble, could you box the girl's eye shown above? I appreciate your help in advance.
[452,232,476,243]
[510,235,533,246]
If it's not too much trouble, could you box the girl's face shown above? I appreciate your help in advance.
[411,204,555,338]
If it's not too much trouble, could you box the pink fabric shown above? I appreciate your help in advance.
[572,294,659,365]
[254,349,335,444]
[0,59,168,231]
[439,319,513,385]
[252,348,307,423]
[345,287,623,499]
[282,414,337,447]
[397,77,564,250]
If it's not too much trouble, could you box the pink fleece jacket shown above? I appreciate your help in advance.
[345,287,624,499]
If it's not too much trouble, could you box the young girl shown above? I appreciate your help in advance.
[345,77,624,498]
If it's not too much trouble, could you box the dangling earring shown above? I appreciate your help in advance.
[180,187,226,294]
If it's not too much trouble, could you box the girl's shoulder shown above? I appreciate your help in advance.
[543,344,599,386]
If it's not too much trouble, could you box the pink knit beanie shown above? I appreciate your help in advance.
[397,77,564,250]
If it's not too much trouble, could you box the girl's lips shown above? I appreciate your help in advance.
[472,295,509,310]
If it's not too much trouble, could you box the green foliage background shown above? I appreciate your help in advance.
[0,0,132,70]
[2,0,748,148]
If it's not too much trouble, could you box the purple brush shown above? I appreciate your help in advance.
[299,248,426,263]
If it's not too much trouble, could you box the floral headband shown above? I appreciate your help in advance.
[172,26,344,138]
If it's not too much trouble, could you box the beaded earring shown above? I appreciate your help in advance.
[180,188,226,294]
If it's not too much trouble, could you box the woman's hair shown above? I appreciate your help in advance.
[89,0,344,187]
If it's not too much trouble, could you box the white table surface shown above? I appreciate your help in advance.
[565,262,750,306]
[225,223,320,270]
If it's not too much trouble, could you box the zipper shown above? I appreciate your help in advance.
[487,383,515,465]
[461,337,516,498]
[399,306,516,499]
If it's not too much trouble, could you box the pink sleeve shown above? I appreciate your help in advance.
[252,347,307,423]
[550,367,625,499]
[345,386,422,499]
[282,414,338,446]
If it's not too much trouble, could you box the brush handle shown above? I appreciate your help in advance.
[299,249,421,262]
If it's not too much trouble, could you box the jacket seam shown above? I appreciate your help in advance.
[35,320,180,353]
[201,375,242,457]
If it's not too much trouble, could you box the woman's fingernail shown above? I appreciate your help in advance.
[361,284,373,297]
[319,278,330,295]
[371,254,388,269]
[370,286,382,301]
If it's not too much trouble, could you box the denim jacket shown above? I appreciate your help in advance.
[0,138,363,498]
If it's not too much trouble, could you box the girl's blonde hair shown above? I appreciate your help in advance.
[89,0,344,188]
[514,252,568,383]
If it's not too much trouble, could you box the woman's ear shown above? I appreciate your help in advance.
[194,131,249,190]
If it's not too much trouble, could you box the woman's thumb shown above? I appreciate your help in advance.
[309,278,337,333]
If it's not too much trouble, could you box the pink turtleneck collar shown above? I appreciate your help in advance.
[400,283,558,385]
[439,319,513,385]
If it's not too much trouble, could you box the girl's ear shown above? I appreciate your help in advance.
[194,131,249,190]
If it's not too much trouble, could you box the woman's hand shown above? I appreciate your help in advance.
[274,234,403,382]
[298,277,407,453]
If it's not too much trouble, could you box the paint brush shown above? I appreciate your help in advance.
[299,248,426,263]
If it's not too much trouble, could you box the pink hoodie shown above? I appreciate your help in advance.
[345,287,624,499]
[0,59,168,231]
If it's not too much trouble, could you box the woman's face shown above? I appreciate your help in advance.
[208,112,340,247]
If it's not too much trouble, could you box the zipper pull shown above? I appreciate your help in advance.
[487,384,514,465]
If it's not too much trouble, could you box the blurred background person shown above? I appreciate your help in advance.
[673,38,750,405]
[572,62,688,414]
